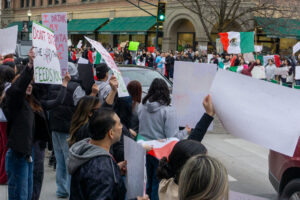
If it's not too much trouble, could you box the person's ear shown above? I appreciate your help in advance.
[108,129,114,139]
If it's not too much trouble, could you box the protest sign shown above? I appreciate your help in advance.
[42,12,68,77]
[210,70,300,156]
[251,66,266,79]
[254,45,263,53]
[172,61,217,129]
[85,36,129,97]
[207,54,213,63]
[32,22,62,85]
[293,42,300,54]
[120,42,127,48]
[147,46,155,53]
[77,40,82,49]
[243,52,255,63]
[0,26,18,56]
[78,63,95,95]
[68,39,72,47]
[216,38,223,54]
[296,66,300,80]
[128,41,140,51]
[275,67,288,76]
[124,136,146,199]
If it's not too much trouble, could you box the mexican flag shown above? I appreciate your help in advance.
[219,32,254,54]
[94,51,101,64]
[137,136,179,160]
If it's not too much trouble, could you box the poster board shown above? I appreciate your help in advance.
[124,136,146,199]
[172,61,217,129]
[296,66,300,80]
[210,70,300,156]
[42,12,68,76]
[85,36,129,97]
[0,26,18,56]
[32,22,62,85]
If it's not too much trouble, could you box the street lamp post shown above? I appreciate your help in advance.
[27,10,32,40]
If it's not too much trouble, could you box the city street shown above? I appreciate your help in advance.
[0,118,278,200]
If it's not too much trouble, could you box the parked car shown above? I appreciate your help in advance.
[269,138,300,200]
[116,65,172,97]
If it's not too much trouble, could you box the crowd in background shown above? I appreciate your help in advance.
[67,41,300,87]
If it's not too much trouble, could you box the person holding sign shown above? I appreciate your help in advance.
[67,108,149,200]
[2,48,71,200]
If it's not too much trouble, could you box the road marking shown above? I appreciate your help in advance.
[228,175,237,182]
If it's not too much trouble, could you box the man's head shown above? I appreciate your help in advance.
[89,108,123,145]
[95,63,110,81]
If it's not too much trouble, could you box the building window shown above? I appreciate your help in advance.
[21,0,24,7]
[62,0,65,4]
[82,0,87,2]
[54,0,59,4]
[4,0,11,8]
[40,0,43,6]
[32,0,35,6]
[26,0,29,7]
[48,0,52,5]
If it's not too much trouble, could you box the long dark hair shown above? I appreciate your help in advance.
[142,78,170,105]
[127,80,142,110]
[68,96,100,147]
[157,140,207,184]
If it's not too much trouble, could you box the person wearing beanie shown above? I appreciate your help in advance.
[95,63,112,104]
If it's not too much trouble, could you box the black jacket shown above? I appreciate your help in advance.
[48,80,82,133]
[188,113,214,142]
[34,86,67,147]
[68,139,126,200]
[3,66,34,156]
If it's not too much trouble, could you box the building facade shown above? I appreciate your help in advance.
[1,0,300,53]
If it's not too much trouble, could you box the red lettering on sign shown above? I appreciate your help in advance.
[43,15,49,23]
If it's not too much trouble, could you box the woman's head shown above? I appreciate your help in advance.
[142,78,170,105]
[179,155,229,200]
[268,59,274,65]
[68,96,101,147]
[127,80,142,107]
[157,140,207,183]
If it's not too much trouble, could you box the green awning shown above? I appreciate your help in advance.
[68,18,109,34]
[7,21,36,32]
[99,16,156,35]
[256,17,300,39]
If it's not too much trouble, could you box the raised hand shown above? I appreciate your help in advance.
[203,94,215,117]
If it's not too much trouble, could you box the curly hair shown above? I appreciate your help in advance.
[142,78,170,105]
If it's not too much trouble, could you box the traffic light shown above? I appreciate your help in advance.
[157,2,166,22]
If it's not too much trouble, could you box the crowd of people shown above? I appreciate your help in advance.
[0,43,229,200]
[1,39,300,200]
[0,47,231,200]
[68,42,300,87]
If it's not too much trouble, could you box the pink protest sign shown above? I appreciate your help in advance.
[42,12,68,76]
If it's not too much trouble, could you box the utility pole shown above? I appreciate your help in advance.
[155,0,160,50]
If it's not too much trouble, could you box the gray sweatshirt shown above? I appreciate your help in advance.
[67,138,110,175]
[137,101,187,141]
[96,80,111,104]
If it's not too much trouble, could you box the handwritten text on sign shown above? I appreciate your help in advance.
[85,36,129,97]
[42,12,68,76]
[32,22,62,84]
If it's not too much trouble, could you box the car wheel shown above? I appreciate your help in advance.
[281,179,300,200]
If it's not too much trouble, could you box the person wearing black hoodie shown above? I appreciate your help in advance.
[3,50,35,200]
[67,108,149,200]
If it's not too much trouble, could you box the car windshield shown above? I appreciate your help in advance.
[119,68,171,88]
